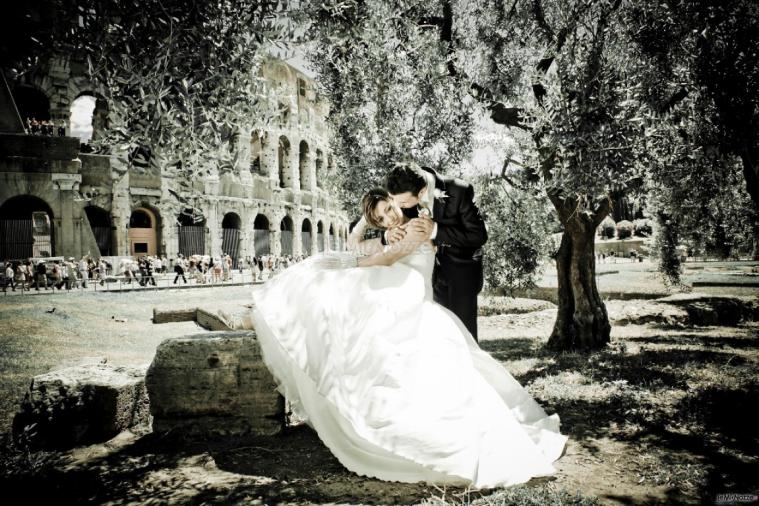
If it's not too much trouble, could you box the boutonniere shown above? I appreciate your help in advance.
[433,189,448,200]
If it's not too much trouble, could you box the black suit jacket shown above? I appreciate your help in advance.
[401,167,487,264]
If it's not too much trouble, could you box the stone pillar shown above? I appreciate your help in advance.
[237,133,253,197]
[311,220,319,256]
[292,139,302,191]
[271,228,282,256]
[262,133,278,185]
[292,214,302,257]
[160,203,177,261]
[206,202,220,259]
[325,220,333,252]
[51,173,82,258]
[205,176,220,258]
[110,159,132,256]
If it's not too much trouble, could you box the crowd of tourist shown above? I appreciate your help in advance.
[1,252,310,293]
[1,256,106,292]
[26,117,66,137]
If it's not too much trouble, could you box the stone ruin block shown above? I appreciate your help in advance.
[145,331,284,438]
[12,364,150,450]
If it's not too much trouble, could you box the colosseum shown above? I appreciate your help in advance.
[0,55,351,266]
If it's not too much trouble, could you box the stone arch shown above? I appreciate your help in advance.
[298,140,310,191]
[221,212,242,267]
[69,91,109,143]
[329,223,337,251]
[84,205,113,256]
[13,85,51,125]
[315,149,325,188]
[316,220,325,252]
[128,206,161,257]
[250,129,266,175]
[280,215,294,256]
[301,218,313,256]
[271,61,295,89]
[176,208,205,257]
[253,213,271,256]
[278,136,291,188]
[0,195,55,259]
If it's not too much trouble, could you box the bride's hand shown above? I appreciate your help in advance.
[405,216,434,242]
[386,226,406,244]
[312,252,359,270]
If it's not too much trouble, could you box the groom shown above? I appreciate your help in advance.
[384,163,487,341]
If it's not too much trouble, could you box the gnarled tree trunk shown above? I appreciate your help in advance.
[739,148,759,259]
[546,202,611,351]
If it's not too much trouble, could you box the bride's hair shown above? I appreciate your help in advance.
[361,188,391,229]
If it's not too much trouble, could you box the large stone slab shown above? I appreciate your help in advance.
[145,331,283,437]
[12,364,150,450]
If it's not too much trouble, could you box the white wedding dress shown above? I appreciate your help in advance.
[250,245,567,488]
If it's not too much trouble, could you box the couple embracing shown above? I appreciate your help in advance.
[249,162,567,488]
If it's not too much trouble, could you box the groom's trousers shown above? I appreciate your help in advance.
[433,254,483,342]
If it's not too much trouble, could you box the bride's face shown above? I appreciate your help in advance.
[372,199,404,229]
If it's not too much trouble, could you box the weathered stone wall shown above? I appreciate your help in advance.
[2,54,350,261]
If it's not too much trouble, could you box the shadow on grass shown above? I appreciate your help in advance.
[479,338,543,361]
[0,425,448,505]
[627,333,759,350]
[482,336,759,504]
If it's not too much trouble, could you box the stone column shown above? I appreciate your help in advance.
[205,176,220,258]
[51,173,82,258]
[271,228,282,256]
[311,220,319,256]
[262,134,278,186]
[237,133,253,197]
[292,214,302,257]
[110,158,132,256]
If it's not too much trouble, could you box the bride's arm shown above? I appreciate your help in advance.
[357,233,429,268]
[348,216,384,255]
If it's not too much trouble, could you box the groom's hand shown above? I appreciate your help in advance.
[386,227,406,244]
[407,216,435,240]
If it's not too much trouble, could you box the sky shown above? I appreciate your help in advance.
[69,95,95,142]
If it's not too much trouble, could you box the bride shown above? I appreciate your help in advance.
[249,188,567,489]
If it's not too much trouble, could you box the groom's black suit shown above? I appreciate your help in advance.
[401,167,487,340]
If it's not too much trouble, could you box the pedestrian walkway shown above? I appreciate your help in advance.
[2,269,267,296]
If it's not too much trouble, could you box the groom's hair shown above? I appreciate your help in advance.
[386,163,427,196]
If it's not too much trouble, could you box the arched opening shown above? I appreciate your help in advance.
[329,224,336,251]
[317,221,325,252]
[315,150,324,189]
[301,218,312,256]
[0,195,54,259]
[280,216,294,256]
[221,212,242,268]
[176,208,205,257]
[128,207,161,257]
[250,130,265,174]
[298,140,309,190]
[279,102,290,128]
[278,136,291,188]
[253,214,270,256]
[84,205,112,256]
[69,93,108,145]
[13,86,50,127]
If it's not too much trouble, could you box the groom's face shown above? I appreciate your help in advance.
[389,187,426,210]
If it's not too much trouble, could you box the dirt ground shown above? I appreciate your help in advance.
[0,283,757,505]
